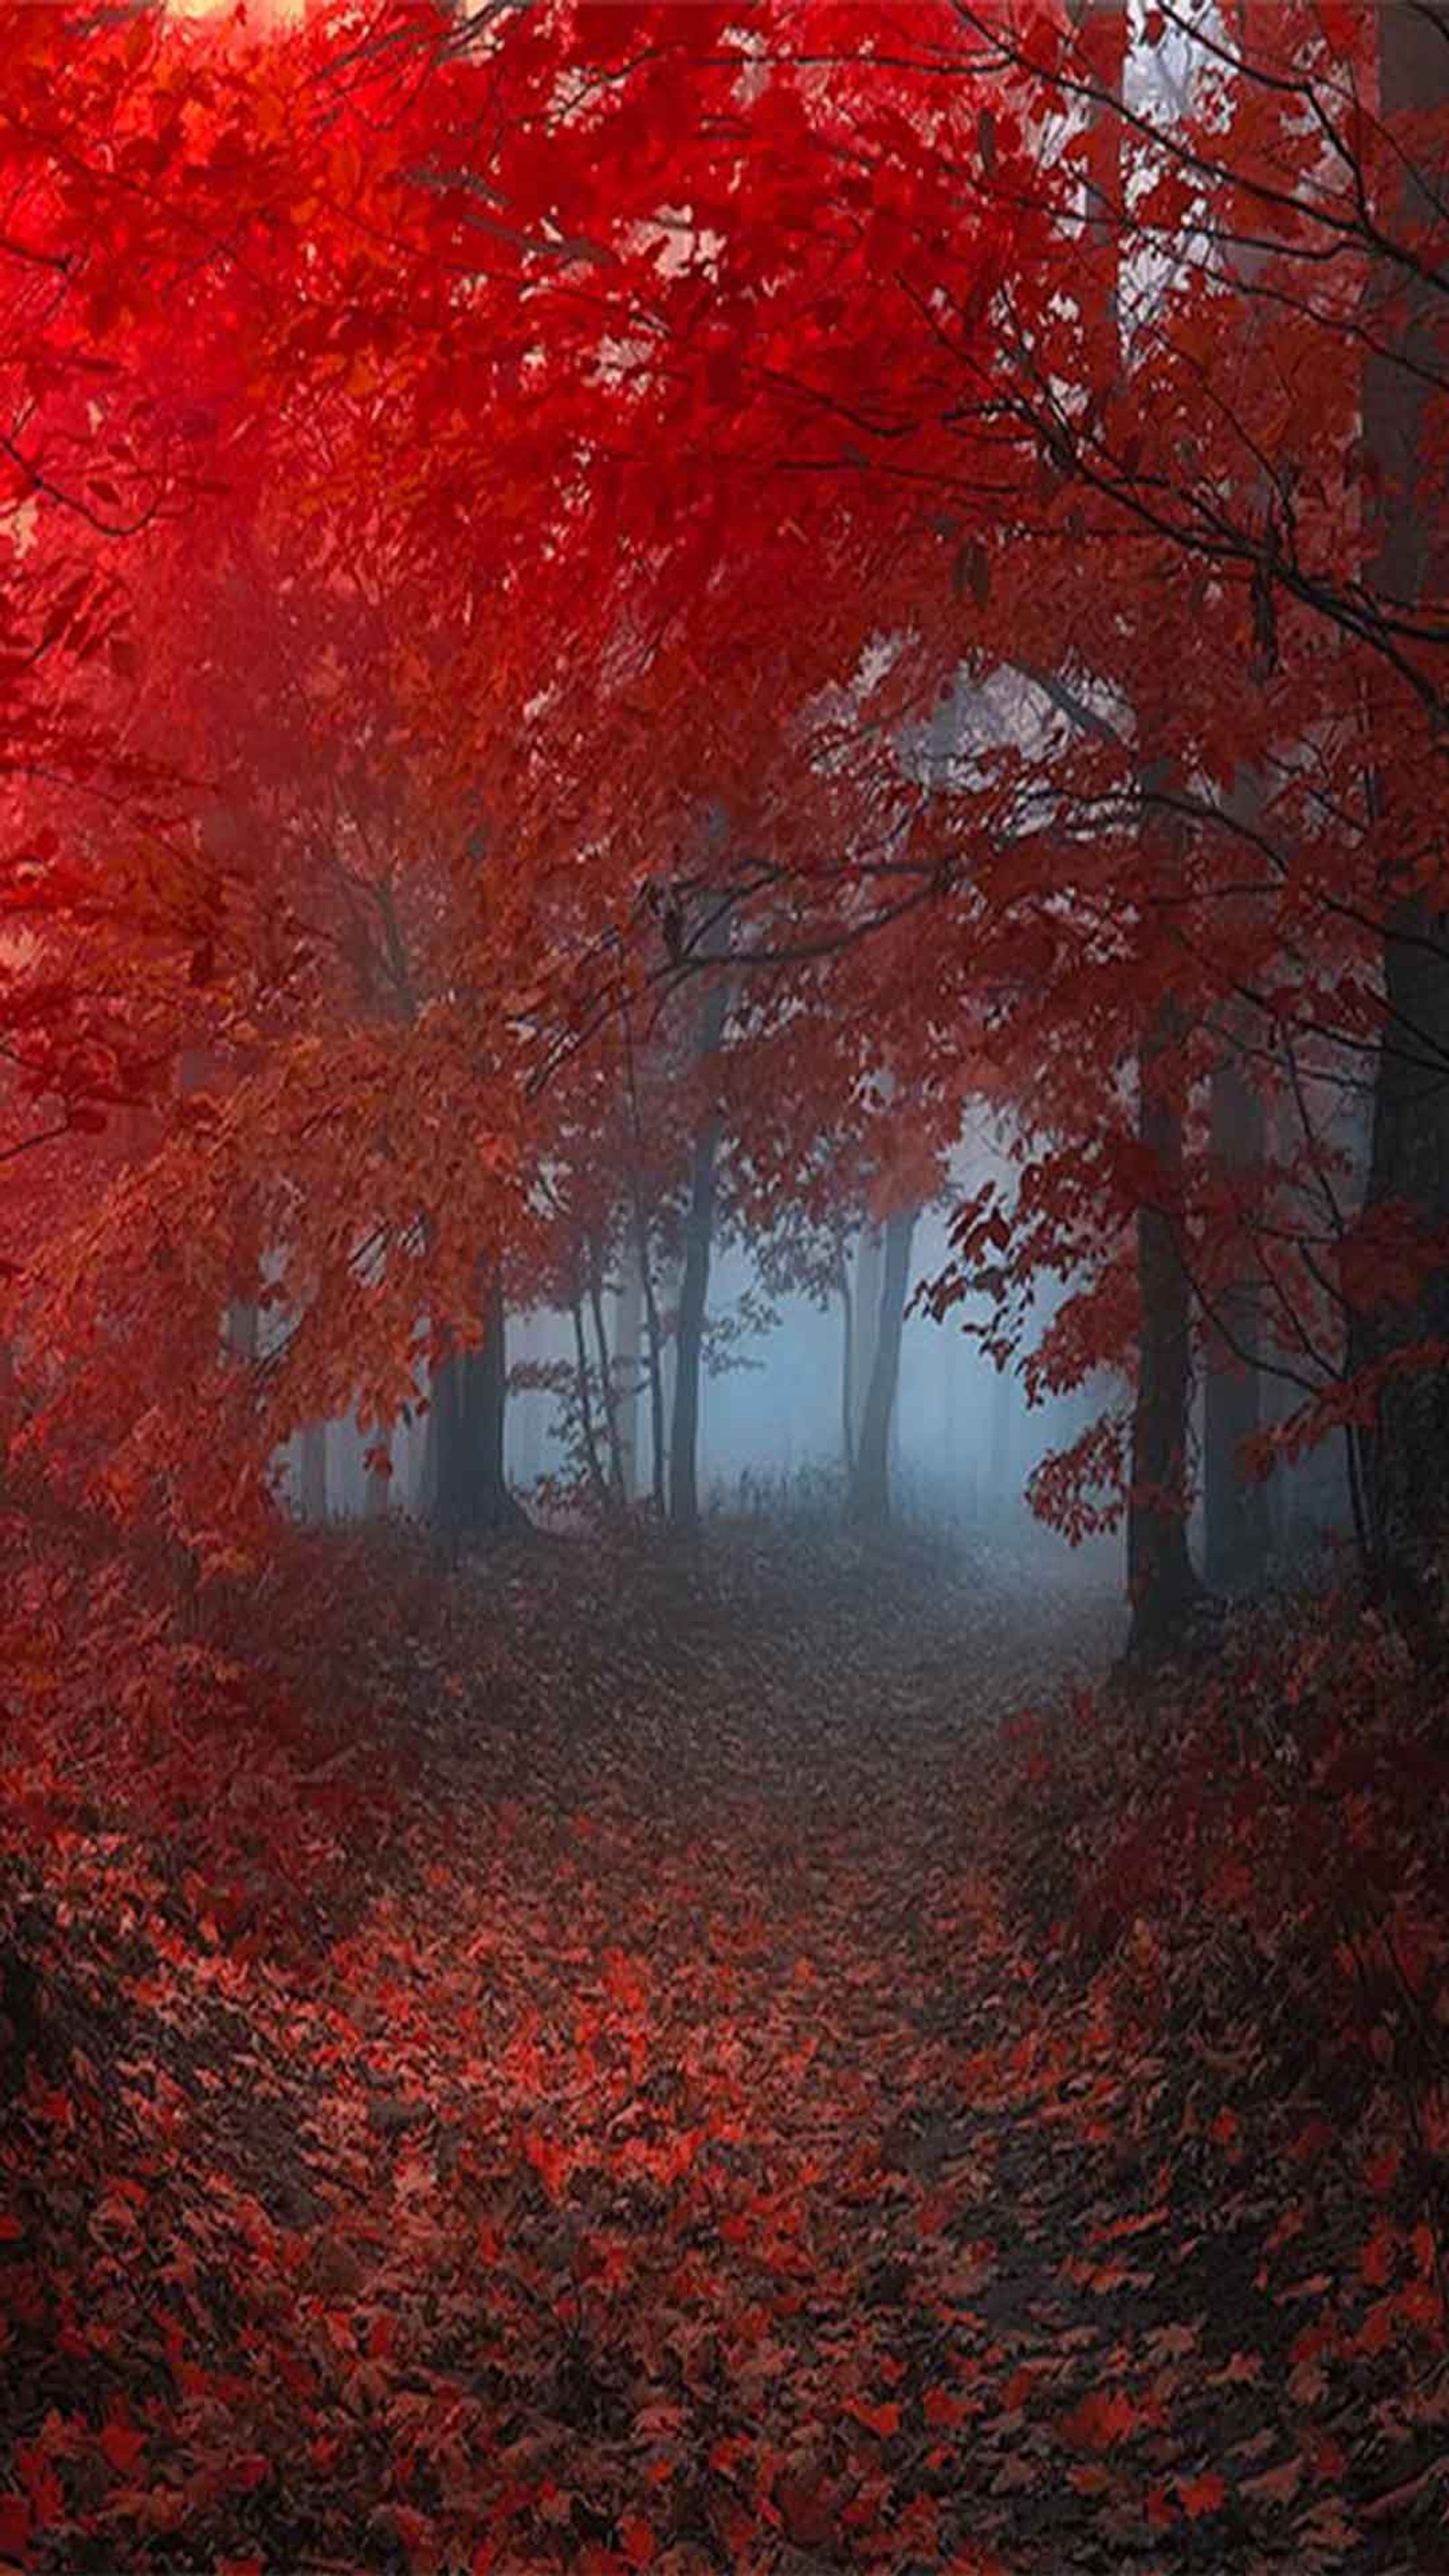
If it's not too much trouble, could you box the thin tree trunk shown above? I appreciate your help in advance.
[850,1220,884,1458]
[620,1007,667,1514]
[849,1204,916,1527]
[1126,977,1202,1661]
[365,1424,392,1522]
[1069,0,1200,1658]
[1203,1033,1271,1593]
[989,1354,1012,1503]
[586,1239,627,1499]
[668,976,729,1534]
[837,1255,856,1479]
[638,1216,667,1515]
[569,1283,608,1501]
[611,1235,643,1504]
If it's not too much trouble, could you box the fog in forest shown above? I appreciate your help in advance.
[297,1129,1351,1584]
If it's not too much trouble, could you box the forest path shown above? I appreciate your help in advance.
[323,1526,1384,2575]
[5,1528,1411,2574]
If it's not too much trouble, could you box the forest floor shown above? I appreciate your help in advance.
[0,1519,1444,2575]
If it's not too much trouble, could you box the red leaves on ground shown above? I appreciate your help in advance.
[1058,2386,1144,2452]
[840,2398,901,2441]
[97,2419,146,2478]
[615,2513,657,2568]
[1177,2468,1227,2520]
[4,1520,1449,2573]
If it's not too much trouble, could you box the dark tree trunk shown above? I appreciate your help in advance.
[849,1204,916,1527]
[1352,2,1449,1648]
[638,1214,668,1516]
[1126,986,1202,1661]
[434,1269,528,1546]
[365,1425,392,1521]
[585,1239,627,1501]
[668,978,729,1534]
[1203,1038,1271,1594]
[837,1255,856,1479]
[609,1235,646,1504]
[850,1220,884,1458]
[989,1352,1012,1503]
[620,1003,669,1514]
[569,1284,608,1502]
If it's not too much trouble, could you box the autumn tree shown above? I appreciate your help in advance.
[10,0,1449,1660]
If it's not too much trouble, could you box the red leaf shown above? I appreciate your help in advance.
[1360,2223,1397,2288]
[14,2449,60,2532]
[618,2514,657,2569]
[523,2130,569,2197]
[100,2420,147,2477]
[844,2398,900,2439]
[601,1948,649,2009]
[1059,2386,1140,2449]
[1178,2469,1226,2521]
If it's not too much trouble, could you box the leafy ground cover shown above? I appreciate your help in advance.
[0,1522,1444,2574]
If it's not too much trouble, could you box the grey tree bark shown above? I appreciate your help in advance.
[1126,968,1203,1662]
[585,1238,627,1500]
[1203,1034,1271,1593]
[836,1253,856,1480]
[668,976,729,1534]
[365,1424,392,1522]
[849,1205,916,1527]
[610,1235,644,1504]
[849,1220,885,1460]
[621,1011,668,1514]
[569,1282,608,1501]
[433,1268,527,1546]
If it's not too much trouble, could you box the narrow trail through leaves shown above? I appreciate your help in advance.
[0,1533,1433,2572]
